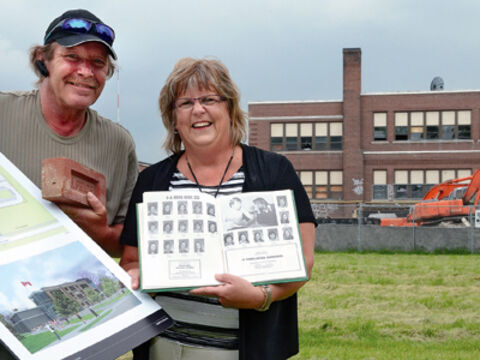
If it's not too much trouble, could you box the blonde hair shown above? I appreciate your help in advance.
[159,57,246,154]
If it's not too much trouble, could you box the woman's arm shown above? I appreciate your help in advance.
[190,222,315,309]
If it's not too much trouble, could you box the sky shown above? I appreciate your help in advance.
[2,0,480,163]
[0,241,113,313]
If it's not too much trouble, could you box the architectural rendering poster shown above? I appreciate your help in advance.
[0,153,172,360]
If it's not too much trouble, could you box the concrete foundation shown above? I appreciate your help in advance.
[315,224,480,253]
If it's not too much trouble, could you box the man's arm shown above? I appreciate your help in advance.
[59,192,124,257]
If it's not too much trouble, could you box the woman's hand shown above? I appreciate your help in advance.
[190,273,265,309]
[190,222,315,309]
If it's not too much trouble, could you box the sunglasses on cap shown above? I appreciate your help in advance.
[44,18,115,45]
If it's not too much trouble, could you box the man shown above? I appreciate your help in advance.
[0,9,138,257]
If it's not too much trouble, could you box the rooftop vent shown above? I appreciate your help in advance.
[430,76,444,91]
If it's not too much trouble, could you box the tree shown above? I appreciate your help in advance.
[51,290,82,319]
[101,277,120,297]
[84,288,103,304]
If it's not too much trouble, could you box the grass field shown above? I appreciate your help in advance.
[116,251,480,360]
[293,251,480,360]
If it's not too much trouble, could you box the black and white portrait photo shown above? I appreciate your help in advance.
[194,238,205,253]
[208,221,217,233]
[277,195,288,208]
[268,228,279,241]
[253,230,264,243]
[163,221,173,234]
[178,201,188,215]
[207,203,215,216]
[148,240,159,254]
[280,211,290,224]
[162,201,173,215]
[148,221,159,234]
[179,239,189,253]
[163,240,174,254]
[178,220,188,233]
[193,201,203,215]
[238,231,249,244]
[224,233,234,246]
[147,202,158,216]
[282,227,294,240]
[193,220,204,233]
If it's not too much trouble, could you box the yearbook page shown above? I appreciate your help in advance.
[139,189,308,292]
[0,153,173,360]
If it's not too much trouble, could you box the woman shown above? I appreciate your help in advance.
[120,57,315,360]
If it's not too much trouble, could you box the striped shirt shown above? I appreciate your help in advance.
[155,167,245,349]
[169,169,245,197]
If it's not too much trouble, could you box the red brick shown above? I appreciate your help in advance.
[41,158,106,207]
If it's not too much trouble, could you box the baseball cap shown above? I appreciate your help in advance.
[44,9,117,59]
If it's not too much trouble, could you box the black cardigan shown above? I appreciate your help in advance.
[120,144,316,360]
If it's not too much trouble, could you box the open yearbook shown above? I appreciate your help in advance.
[0,153,172,360]
[138,189,308,292]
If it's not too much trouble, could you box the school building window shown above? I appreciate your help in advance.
[300,123,313,150]
[394,110,471,141]
[373,113,387,141]
[270,122,343,151]
[393,169,472,199]
[299,170,343,200]
[372,170,387,199]
[270,123,284,151]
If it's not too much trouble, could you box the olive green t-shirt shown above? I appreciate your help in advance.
[0,90,138,225]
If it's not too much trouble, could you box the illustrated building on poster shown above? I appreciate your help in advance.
[8,276,125,335]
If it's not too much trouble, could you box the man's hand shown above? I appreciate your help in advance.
[122,262,140,290]
[59,192,123,256]
[120,245,141,290]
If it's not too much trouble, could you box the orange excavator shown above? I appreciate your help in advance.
[381,169,480,226]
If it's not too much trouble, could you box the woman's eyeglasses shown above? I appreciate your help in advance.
[45,18,115,45]
[174,95,226,110]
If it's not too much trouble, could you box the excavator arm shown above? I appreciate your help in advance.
[381,169,480,227]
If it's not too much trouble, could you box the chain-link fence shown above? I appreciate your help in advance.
[312,203,480,253]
